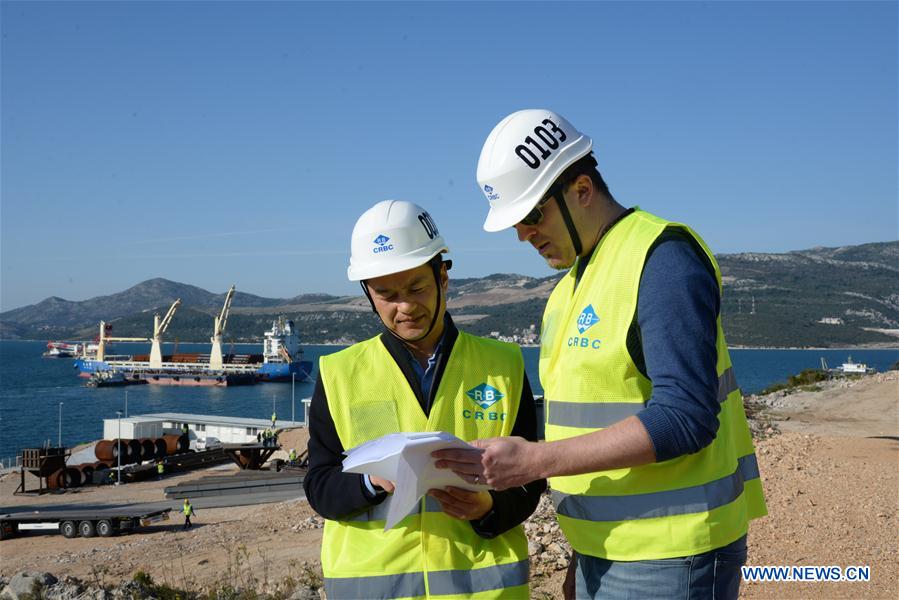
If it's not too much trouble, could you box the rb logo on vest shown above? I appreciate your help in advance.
[463,383,507,422]
[568,304,602,350]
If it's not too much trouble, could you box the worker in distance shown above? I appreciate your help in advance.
[303,200,545,599]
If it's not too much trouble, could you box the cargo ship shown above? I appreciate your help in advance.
[74,288,313,386]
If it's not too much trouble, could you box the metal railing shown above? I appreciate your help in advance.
[106,360,259,374]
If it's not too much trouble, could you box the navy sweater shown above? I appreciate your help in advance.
[630,230,722,462]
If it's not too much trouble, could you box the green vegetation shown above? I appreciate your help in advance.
[123,552,323,599]
[760,368,830,395]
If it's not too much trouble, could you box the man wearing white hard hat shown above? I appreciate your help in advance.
[303,200,544,599]
[434,110,767,599]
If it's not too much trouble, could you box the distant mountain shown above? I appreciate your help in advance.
[717,241,898,347]
[0,278,339,340]
[2,242,897,347]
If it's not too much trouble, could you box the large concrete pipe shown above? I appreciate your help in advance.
[47,469,65,489]
[126,439,142,464]
[111,439,131,464]
[77,464,95,483]
[94,440,117,462]
[62,466,83,488]
[138,438,156,461]
[162,434,190,455]
[111,439,132,463]
[153,438,168,458]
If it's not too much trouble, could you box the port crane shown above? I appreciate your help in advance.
[149,299,181,368]
[95,321,149,362]
[209,285,235,371]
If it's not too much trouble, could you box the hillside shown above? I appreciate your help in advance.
[718,241,899,346]
[2,241,897,347]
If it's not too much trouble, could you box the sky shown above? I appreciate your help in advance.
[1,1,896,311]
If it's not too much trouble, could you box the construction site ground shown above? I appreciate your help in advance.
[1,374,897,599]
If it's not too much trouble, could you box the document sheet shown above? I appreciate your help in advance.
[342,431,488,529]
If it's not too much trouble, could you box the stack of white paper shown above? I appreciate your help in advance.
[342,431,488,529]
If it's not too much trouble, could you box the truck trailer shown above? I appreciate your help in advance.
[0,505,171,540]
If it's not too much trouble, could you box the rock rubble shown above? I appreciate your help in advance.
[0,571,322,600]
[524,493,572,578]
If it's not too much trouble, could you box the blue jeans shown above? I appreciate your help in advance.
[574,535,747,599]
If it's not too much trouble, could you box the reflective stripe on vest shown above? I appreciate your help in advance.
[553,453,760,522]
[547,401,642,428]
[325,560,529,600]
[717,367,738,403]
[547,367,739,428]
[429,560,529,596]
[326,571,424,600]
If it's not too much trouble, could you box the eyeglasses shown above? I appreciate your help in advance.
[517,183,561,227]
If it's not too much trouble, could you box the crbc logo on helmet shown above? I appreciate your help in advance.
[483,185,500,202]
[515,118,567,170]
[372,234,394,254]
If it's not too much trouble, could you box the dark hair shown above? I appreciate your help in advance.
[557,153,612,199]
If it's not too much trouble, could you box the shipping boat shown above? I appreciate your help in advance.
[74,287,313,385]
[821,356,876,375]
[43,341,83,358]
[257,316,313,382]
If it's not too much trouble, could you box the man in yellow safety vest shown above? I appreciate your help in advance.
[435,109,767,599]
[303,200,545,599]
[182,498,195,530]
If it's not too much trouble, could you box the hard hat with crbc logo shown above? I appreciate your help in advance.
[477,109,593,232]
[347,200,448,281]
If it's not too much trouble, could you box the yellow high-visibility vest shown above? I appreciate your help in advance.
[541,209,767,561]
[319,332,529,599]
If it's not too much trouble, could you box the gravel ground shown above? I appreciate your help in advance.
[2,373,896,599]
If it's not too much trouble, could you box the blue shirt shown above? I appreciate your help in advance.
[632,231,722,462]
[407,337,445,406]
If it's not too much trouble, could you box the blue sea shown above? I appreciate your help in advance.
[0,340,896,465]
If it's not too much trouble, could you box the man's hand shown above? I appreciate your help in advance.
[428,487,493,520]
[433,436,543,490]
[369,475,395,493]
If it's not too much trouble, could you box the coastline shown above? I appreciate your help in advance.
[3,338,898,351]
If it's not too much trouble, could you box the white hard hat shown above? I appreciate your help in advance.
[477,109,593,232]
[348,200,448,281]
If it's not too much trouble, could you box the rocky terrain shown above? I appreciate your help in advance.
[1,372,896,599]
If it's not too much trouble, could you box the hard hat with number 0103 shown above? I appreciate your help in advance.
[347,200,448,281]
[477,109,593,232]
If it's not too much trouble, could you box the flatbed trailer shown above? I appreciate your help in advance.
[0,505,171,540]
